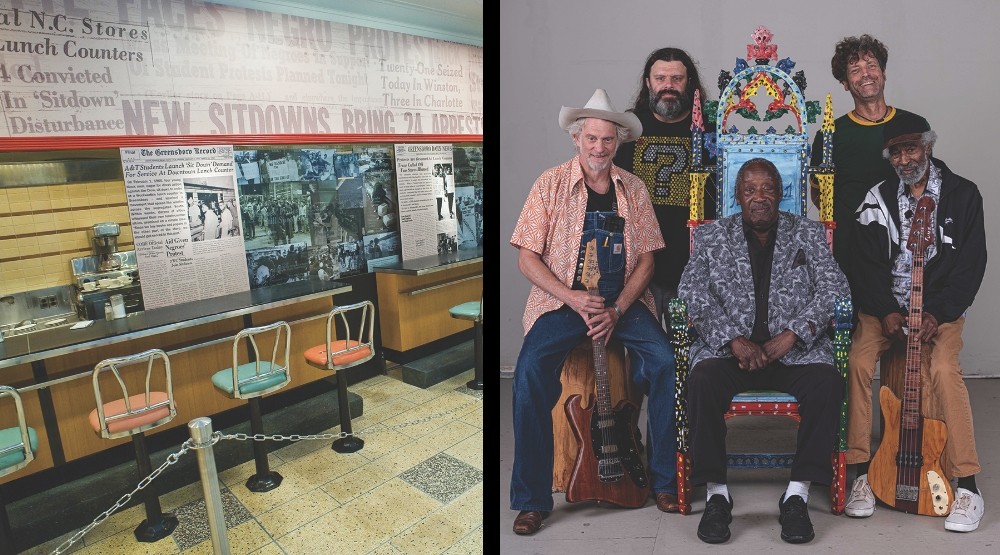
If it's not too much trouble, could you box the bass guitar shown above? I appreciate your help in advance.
[564,238,650,508]
[869,195,953,516]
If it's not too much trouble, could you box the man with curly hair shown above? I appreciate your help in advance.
[810,34,929,284]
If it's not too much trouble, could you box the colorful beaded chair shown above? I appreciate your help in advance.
[669,26,852,516]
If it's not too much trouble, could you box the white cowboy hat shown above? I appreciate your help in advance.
[558,88,642,142]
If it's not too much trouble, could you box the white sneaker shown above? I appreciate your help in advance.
[845,474,875,517]
[945,488,985,532]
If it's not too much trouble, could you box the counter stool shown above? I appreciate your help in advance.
[90,349,178,543]
[449,296,483,390]
[304,301,375,453]
[0,386,38,555]
[212,321,292,492]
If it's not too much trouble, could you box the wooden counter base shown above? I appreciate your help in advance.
[376,261,482,353]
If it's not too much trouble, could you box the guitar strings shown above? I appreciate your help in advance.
[589,284,618,476]
[899,205,931,501]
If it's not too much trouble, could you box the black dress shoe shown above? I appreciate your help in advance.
[697,494,733,544]
[778,494,815,543]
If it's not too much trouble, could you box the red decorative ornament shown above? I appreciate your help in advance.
[747,25,777,62]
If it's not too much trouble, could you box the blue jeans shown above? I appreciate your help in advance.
[509,304,678,512]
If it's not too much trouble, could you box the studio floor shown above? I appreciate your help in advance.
[500,375,1000,554]
[19,366,484,554]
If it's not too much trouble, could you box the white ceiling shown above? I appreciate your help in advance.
[210,0,483,46]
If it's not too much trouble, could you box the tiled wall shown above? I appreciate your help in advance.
[0,181,133,295]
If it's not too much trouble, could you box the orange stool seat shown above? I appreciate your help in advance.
[304,340,372,368]
[90,349,178,542]
[304,300,376,453]
[89,392,171,435]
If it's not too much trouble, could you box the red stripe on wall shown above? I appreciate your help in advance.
[0,134,483,152]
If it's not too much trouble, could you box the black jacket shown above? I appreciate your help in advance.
[851,158,986,324]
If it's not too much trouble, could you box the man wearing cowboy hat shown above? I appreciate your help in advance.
[845,113,987,531]
[509,88,679,535]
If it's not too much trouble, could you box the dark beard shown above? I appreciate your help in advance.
[648,89,691,119]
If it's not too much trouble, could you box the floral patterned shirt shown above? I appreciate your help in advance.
[510,156,665,334]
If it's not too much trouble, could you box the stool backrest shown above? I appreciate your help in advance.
[323,300,376,369]
[229,320,293,400]
[0,385,34,476]
[92,348,177,439]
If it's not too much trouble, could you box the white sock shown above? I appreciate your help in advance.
[707,482,730,502]
[784,480,810,503]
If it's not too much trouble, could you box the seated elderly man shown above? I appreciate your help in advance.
[678,157,849,544]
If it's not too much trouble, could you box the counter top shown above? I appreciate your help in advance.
[0,279,351,369]
[371,246,483,275]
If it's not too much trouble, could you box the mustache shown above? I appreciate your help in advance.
[657,89,683,99]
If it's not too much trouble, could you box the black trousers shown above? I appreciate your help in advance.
[687,357,843,486]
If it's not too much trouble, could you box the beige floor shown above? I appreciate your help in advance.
[24,369,484,555]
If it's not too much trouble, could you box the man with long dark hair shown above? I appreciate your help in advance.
[614,47,716,328]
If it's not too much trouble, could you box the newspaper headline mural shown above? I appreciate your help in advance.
[0,0,484,138]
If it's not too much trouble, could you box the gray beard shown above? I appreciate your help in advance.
[896,160,929,186]
[586,158,610,172]
[649,92,688,120]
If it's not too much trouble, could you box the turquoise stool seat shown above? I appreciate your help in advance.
[0,426,37,470]
[449,301,481,321]
[213,320,292,492]
[0,385,37,553]
[212,362,288,396]
[450,296,483,390]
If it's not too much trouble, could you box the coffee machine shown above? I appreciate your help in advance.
[70,222,144,320]
[91,222,122,272]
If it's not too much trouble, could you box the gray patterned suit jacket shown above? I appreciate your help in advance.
[678,212,849,370]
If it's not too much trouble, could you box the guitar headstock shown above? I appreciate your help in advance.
[906,196,936,255]
[581,239,601,291]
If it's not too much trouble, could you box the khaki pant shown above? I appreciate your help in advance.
[846,312,980,478]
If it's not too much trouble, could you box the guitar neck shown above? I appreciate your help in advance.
[901,252,925,430]
[587,286,614,417]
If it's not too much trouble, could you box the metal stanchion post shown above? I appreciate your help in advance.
[188,417,231,555]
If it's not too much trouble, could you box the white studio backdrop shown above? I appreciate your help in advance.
[500,0,1000,376]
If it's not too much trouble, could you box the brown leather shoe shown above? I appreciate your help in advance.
[655,492,680,513]
[513,510,548,535]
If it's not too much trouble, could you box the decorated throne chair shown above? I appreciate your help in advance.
[669,26,852,515]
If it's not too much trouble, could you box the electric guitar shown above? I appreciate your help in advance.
[564,239,650,508]
[869,196,953,516]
